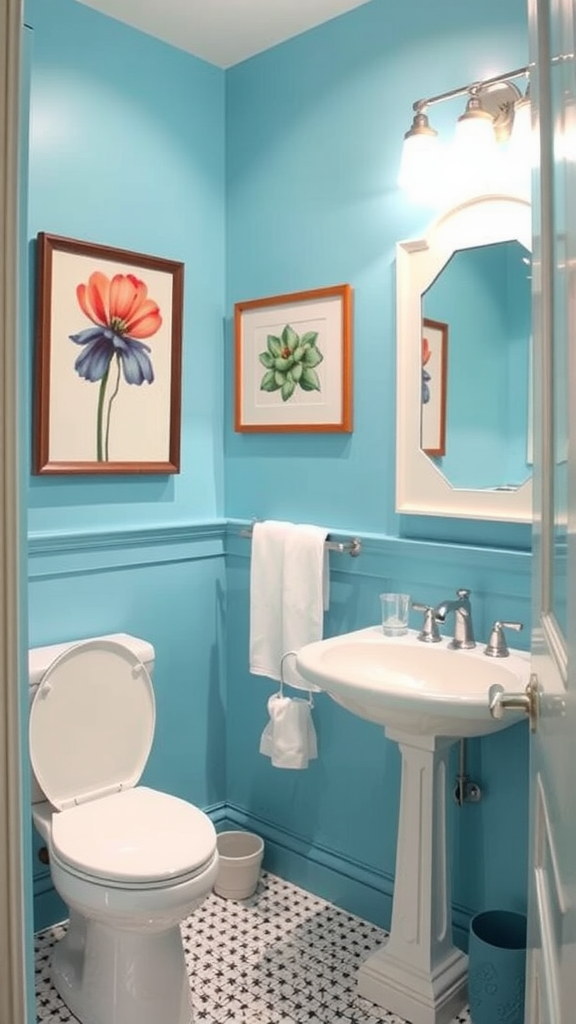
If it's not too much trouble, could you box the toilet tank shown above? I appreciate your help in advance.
[29,632,155,688]
[28,632,156,806]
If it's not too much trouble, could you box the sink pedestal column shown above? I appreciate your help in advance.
[358,730,468,1024]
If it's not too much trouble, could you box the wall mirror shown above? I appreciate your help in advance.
[396,194,532,522]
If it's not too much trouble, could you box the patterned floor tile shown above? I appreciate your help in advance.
[35,872,471,1024]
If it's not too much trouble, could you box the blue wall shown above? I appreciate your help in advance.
[224,0,530,545]
[25,0,228,931]
[224,0,531,942]
[27,0,226,534]
[24,0,532,962]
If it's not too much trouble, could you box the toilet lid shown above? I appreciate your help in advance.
[29,639,155,811]
[51,787,217,884]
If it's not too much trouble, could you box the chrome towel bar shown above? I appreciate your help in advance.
[239,526,362,557]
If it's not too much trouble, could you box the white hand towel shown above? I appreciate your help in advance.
[249,520,329,690]
[249,520,292,681]
[259,693,318,769]
[282,524,328,690]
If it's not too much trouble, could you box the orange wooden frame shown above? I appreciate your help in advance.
[234,284,353,433]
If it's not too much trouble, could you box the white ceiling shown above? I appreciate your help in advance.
[75,0,373,68]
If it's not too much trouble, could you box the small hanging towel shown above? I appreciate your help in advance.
[259,692,318,770]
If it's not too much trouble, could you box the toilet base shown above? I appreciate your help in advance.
[52,911,193,1024]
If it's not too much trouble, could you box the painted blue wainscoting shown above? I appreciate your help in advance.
[28,522,228,932]
[225,521,532,950]
[28,518,531,949]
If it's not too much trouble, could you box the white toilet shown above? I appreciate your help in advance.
[29,632,219,1024]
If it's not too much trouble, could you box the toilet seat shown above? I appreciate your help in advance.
[29,638,156,811]
[29,638,217,889]
[50,787,217,887]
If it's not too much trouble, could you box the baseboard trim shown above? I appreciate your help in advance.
[34,799,471,950]
[34,887,67,935]
[218,804,471,949]
[205,801,228,826]
[222,803,394,930]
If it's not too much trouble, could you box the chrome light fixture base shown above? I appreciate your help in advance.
[476,80,522,142]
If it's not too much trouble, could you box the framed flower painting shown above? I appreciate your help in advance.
[33,233,184,474]
[234,284,353,432]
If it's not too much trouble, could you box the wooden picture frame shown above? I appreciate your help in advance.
[34,232,184,474]
[421,317,448,457]
[234,284,352,433]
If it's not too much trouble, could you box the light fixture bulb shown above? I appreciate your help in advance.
[507,88,533,195]
[452,91,500,196]
[455,93,497,146]
[398,109,442,201]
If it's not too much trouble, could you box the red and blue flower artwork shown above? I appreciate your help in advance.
[69,271,162,461]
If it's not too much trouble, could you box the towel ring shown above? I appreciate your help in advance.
[280,651,315,706]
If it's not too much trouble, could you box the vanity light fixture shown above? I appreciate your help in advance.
[399,65,531,200]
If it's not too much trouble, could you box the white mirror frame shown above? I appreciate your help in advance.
[396,193,532,522]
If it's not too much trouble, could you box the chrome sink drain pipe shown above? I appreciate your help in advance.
[453,738,482,805]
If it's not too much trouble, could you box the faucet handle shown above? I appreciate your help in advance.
[412,602,442,643]
[484,620,523,658]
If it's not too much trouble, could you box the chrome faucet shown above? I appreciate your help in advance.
[433,588,476,649]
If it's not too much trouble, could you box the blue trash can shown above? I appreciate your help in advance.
[468,909,527,1024]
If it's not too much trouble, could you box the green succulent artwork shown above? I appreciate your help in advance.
[258,325,324,402]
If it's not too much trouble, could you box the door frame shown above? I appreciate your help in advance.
[0,1,29,1022]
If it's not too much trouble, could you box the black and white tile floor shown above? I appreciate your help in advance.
[35,871,471,1024]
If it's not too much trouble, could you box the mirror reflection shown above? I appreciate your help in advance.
[396,193,532,522]
[421,241,532,492]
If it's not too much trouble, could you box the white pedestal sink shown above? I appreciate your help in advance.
[296,627,530,1024]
